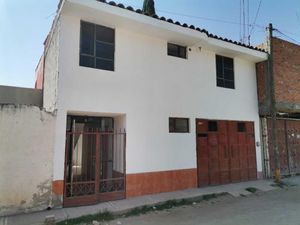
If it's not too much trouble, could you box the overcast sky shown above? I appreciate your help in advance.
[0,0,299,88]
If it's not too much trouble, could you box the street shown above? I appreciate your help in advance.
[108,181,300,225]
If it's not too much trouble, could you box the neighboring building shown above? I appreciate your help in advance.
[1,0,268,215]
[256,37,300,177]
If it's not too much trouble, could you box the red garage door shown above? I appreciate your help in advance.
[196,119,257,187]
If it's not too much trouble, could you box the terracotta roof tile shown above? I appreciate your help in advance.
[95,0,266,53]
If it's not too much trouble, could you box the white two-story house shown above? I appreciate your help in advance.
[36,0,268,208]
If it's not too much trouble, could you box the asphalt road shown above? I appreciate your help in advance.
[108,186,300,225]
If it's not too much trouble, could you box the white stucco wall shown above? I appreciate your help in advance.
[50,12,263,181]
[0,105,55,216]
[43,20,60,113]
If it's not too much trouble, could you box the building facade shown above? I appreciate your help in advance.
[0,0,267,212]
[36,0,268,208]
[256,37,300,177]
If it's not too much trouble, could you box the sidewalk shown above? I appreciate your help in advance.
[0,179,282,225]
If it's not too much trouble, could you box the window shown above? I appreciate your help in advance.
[216,55,234,89]
[208,121,218,132]
[80,21,115,71]
[237,122,246,132]
[169,118,189,133]
[168,43,187,59]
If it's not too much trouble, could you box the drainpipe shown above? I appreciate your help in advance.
[268,23,281,182]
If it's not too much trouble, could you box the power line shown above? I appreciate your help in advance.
[250,0,262,36]
[242,0,245,42]
[247,0,250,44]
[274,29,300,45]
[240,0,242,41]
[274,26,300,39]
[45,12,56,19]
[296,12,300,26]
[156,8,265,28]
[129,4,265,29]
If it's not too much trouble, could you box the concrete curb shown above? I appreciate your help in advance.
[1,179,278,225]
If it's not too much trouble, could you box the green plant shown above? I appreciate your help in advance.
[142,0,156,15]
[245,187,259,193]
[56,211,114,225]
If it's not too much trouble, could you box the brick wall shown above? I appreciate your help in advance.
[256,37,300,114]
[273,37,300,112]
[256,61,269,115]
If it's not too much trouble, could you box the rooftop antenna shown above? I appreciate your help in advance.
[240,0,250,44]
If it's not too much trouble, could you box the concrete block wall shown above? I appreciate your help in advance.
[0,86,43,107]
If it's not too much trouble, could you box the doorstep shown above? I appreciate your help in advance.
[1,179,278,225]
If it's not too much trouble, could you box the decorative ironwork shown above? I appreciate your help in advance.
[99,178,124,193]
[65,182,95,197]
[64,128,126,205]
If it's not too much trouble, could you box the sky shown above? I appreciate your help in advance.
[0,0,300,88]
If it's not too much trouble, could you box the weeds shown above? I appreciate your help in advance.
[56,193,227,225]
[245,187,259,193]
[56,211,114,225]
[271,180,297,188]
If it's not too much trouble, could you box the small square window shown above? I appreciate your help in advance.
[168,43,187,59]
[237,122,246,132]
[208,121,218,132]
[169,118,189,133]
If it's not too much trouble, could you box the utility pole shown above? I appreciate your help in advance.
[268,23,281,183]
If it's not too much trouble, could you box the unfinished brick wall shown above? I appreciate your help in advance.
[256,61,269,115]
[256,61,267,102]
[273,37,300,111]
[256,37,300,114]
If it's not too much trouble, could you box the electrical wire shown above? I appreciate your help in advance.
[156,8,265,28]
[296,12,300,26]
[247,0,250,44]
[242,0,246,43]
[250,0,262,36]
[130,3,265,29]
[240,0,242,41]
[45,12,56,19]
[274,29,300,45]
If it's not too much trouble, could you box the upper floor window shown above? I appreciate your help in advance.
[80,21,115,71]
[168,43,187,59]
[216,55,234,89]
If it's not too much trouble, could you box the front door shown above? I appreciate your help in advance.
[196,119,257,187]
[63,116,126,207]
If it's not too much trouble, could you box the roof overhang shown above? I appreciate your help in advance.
[63,0,268,62]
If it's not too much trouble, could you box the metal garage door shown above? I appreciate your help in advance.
[196,119,257,187]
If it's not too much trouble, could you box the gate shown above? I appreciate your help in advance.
[64,131,126,207]
[196,119,257,187]
[267,119,300,176]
